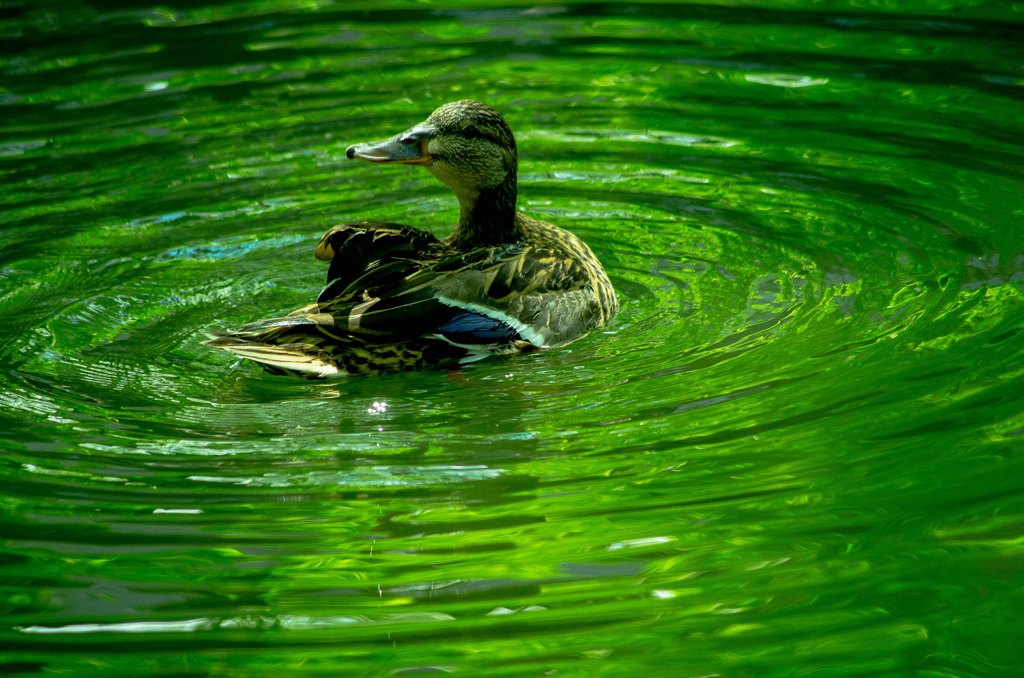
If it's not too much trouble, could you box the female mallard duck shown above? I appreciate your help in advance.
[208,100,617,377]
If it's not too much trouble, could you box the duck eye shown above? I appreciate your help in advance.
[463,124,483,139]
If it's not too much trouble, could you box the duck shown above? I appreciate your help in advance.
[207,100,617,377]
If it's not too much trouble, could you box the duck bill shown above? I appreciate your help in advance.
[346,133,431,165]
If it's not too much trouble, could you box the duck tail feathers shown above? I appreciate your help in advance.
[206,334,341,378]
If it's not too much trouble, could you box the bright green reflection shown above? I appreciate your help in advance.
[1,1,1023,675]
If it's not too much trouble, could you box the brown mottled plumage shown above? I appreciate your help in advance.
[207,100,617,377]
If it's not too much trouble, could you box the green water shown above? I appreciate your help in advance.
[3,0,1024,674]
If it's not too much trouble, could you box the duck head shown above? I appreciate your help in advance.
[346,100,521,246]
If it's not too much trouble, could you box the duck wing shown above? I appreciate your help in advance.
[322,241,604,348]
[314,221,444,304]
[431,242,608,348]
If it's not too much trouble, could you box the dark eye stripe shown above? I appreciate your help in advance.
[462,124,501,145]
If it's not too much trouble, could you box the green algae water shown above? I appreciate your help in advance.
[2,0,1024,674]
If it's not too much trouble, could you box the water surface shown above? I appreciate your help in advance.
[2,1,1024,675]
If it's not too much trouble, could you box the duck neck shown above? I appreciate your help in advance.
[448,174,522,249]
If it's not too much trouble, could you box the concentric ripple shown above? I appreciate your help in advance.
[2,1,1023,675]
